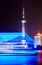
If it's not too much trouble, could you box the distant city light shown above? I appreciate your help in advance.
[37,32,42,36]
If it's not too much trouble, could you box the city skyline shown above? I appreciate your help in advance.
[0,0,42,38]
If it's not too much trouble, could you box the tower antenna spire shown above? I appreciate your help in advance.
[22,0,25,19]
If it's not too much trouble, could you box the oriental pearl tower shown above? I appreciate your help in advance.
[21,6,26,37]
[21,5,28,48]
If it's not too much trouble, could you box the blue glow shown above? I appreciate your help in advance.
[0,55,38,65]
[0,32,34,44]
[0,33,22,42]
[0,32,38,65]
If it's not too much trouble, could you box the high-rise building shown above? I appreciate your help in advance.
[34,33,42,48]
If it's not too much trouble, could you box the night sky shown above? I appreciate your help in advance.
[0,0,42,38]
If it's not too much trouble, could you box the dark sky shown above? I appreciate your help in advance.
[0,0,42,38]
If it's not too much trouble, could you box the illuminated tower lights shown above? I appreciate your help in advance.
[21,6,28,48]
[21,7,26,37]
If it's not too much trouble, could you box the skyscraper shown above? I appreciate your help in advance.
[34,33,42,48]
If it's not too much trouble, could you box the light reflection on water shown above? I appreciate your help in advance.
[0,55,38,65]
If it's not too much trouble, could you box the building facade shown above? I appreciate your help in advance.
[34,33,42,48]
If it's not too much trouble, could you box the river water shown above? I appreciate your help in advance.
[0,54,40,65]
[0,50,42,65]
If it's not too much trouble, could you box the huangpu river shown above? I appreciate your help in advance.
[0,50,42,65]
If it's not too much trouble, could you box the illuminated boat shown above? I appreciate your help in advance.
[0,32,37,55]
